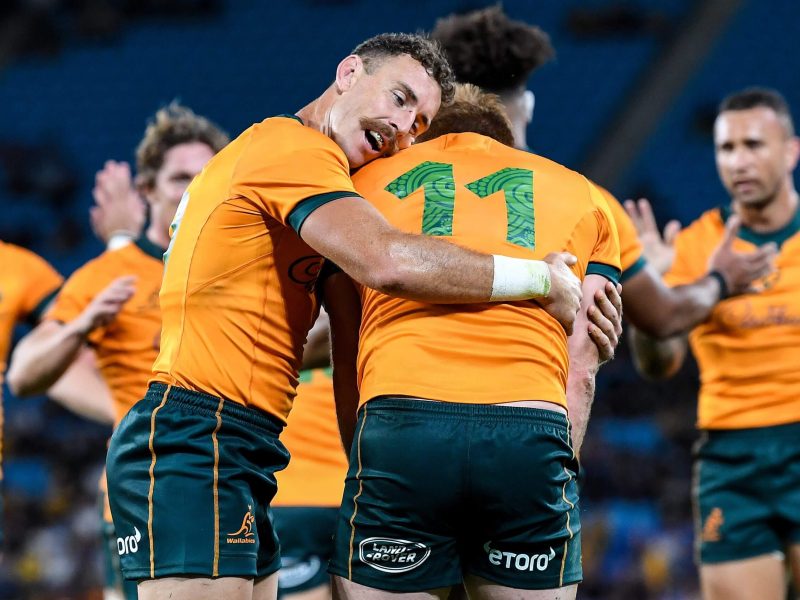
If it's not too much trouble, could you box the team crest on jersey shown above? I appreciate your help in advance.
[288,255,324,292]
[359,537,431,572]
[227,505,256,544]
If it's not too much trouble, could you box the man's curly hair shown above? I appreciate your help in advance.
[352,33,455,105]
[136,102,229,189]
[431,5,554,92]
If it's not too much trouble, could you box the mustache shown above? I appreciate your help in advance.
[360,118,398,155]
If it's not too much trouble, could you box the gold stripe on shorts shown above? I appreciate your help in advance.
[148,384,171,579]
[560,416,576,586]
[348,404,369,580]
[212,397,225,577]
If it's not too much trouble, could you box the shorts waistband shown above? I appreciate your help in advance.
[365,396,569,429]
[146,382,283,434]
[703,420,800,441]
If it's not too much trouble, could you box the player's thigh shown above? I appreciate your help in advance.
[253,571,280,600]
[331,574,450,600]
[700,553,785,600]
[138,576,253,600]
[464,575,576,600]
[281,583,331,600]
[463,406,581,591]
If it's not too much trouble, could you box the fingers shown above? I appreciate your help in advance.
[662,220,682,246]
[588,304,618,348]
[720,214,742,247]
[624,198,658,236]
[588,323,614,364]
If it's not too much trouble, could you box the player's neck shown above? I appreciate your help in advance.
[734,183,799,233]
[296,87,337,137]
[145,226,169,250]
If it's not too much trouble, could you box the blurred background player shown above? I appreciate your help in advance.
[326,84,621,600]
[629,87,800,600]
[430,5,775,344]
[0,243,63,552]
[7,103,228,599]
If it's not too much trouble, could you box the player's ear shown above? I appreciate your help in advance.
[335,55,363,93]
[785,135,800,172]
[523,90,535,125]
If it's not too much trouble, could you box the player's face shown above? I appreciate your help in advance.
[715,107,796,207]
[329,53,441,169]
[147,141,215,233]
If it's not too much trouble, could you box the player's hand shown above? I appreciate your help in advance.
[90,161,146,244]
[624,198,681,275]
[587,282,623,364]
[539,252,582,335]
[708,214,777,296]
[73,276,137,336]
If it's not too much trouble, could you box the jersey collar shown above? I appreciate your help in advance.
[135,236,166,261]
[719,203,800,249]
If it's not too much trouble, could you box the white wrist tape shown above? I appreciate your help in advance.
[491,255,551,301]
[106,231,136,251]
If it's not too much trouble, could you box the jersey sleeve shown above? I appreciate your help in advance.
[598,187,646,282]
[44,260,107,344]
[663,223,706,287]
[16,249,63,324]
[585,183,622,284]
[232,122,362,233]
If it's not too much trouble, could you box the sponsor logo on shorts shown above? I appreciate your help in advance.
[227,505,256,545]
[117,526,142,555]
[279,556,322,588]
[484,541,556,572]
[702,507,724,542]
[359,537,431,573]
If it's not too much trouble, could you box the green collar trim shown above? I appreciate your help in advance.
[275,113,304,125]
[135,236,166,261]
[719,204,800,248]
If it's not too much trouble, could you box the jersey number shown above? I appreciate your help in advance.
[385,162,535,249]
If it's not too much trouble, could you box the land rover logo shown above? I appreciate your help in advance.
[359,537,430,573]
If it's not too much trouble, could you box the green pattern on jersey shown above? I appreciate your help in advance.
[466,168,535,249]
[385,161,455,237]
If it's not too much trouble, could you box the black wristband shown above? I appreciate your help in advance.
[708,270,729,300]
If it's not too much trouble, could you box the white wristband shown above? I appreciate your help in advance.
[491,255,551,301]
[106,231,136,251]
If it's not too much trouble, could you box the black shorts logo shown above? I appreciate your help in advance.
[359,537,431,573]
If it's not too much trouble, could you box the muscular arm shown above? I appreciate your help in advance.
[622,265,723,338]
[7,320,91,397]
[46,348,115,424]
[300,198,581,331]
[567,275,616,455]
[628,328,689,381]
[321,272,363,453]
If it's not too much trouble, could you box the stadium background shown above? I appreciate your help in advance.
[0,0,797,598]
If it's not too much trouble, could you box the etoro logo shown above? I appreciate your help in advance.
[117,526,142,555]
[484,542,556,572]
[359,537,431,573]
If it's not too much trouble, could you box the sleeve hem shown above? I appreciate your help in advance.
[620,255,646,283]
[587,262,621,285]
[287,191,362,233]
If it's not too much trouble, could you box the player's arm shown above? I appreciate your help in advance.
[6,276,135,397]
[320,269,362,452]
[567,274,617,455]
[300,198,582,334]
[301,308,330,370]
[45,348,115,424]
[627,328,689,381]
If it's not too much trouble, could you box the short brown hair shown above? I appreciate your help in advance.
[719,87,795,137]
[352,33,455,105]
[431,5,554,93]
[136,102,229,189]
[416,83,514,146]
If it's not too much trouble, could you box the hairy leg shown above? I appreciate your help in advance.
[138,576,254,600]
[331,575,450,600]
[463,574,576,600]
